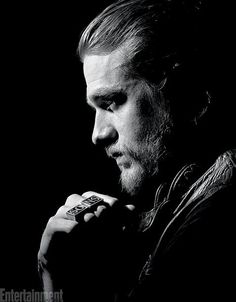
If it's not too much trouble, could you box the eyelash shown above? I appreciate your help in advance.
[99,99,119,112]
[103,94,127,112]
[105,101,117,112]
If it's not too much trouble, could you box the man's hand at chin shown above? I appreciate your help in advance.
[38,191,135,301]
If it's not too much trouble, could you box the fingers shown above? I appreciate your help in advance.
[84,212,96,222]
[39,192,114,263]
[82,191,136,212]
[82,191,118,207]
[93,204,107,218]
[47,216,78,234]
[39,216,78,256]
[63,192,118,222]
[57,192,135,223]
[53,192,111,227]
[46,191,135,238]
[65,193,84,207]
[39,191,136,263]
[81,192,136,223]
[125,204,136,211]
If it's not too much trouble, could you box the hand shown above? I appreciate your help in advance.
[38,191,135,299]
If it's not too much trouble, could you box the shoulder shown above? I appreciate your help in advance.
[139,150,236,300]
[157,149,236,253]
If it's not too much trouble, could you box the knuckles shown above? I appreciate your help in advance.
[55,205,69,216]
[82,191,95,196]
[44,191,120,239]
[66,193,81,203]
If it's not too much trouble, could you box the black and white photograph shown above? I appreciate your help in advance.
[1,1,235,301]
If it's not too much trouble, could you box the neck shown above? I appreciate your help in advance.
[120,154,188,213]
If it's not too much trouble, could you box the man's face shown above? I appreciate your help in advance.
[83,49,173,196]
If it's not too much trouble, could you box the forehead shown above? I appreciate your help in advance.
[83,50,128,87]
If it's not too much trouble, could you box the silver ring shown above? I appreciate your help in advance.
[66,195,104,221]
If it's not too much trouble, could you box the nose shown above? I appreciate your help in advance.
[92,110,118,146]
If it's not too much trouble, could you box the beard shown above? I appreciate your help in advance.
[106,117,172,197]
[118,136,166,196]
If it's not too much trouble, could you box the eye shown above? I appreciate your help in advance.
[106,101,118,112]
[102,93,127,112]
[99,101,116,112]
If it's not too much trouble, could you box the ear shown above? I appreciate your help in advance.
[192,90,212,125]
[162,61,212,125]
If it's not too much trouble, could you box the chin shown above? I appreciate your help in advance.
[119,164,147,196]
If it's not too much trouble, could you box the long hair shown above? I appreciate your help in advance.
[79,0,210,119]
[78,0,207,76]
[78,0,235,159]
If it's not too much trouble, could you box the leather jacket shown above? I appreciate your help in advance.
[123,149,236,301]
[47,149,236,301]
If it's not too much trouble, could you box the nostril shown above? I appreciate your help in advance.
[92,126,118,147]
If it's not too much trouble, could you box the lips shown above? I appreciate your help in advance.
[116,155,133,170]
[106,147,132,169]
[106,146,122,159]
[111,152,124,165]
[111,152,123,159]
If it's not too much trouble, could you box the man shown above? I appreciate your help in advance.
[38,0,235,301]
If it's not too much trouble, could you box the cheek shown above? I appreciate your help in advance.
[116,103,149,144]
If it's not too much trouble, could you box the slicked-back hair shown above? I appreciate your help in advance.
[78,0,208,83]
[78,0,211,124]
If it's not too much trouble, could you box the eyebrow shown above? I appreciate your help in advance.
[86,87,125,107]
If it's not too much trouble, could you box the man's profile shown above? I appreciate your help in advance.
[38,0,235,301]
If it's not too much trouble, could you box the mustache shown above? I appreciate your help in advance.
[105,145,123,158]
[105,144,141,162]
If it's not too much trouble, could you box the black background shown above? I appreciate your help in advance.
[1,0,118,291]
[1,0,235,293]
